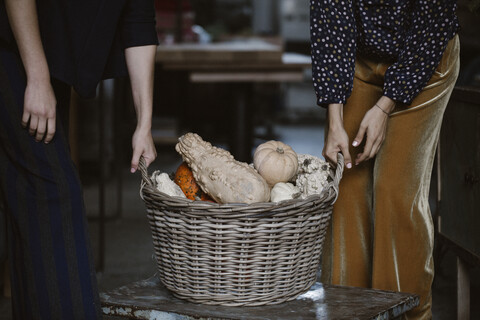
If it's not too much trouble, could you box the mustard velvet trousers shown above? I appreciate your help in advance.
[320,35,460,320]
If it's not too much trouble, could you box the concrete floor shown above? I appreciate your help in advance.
[0,122,479,319]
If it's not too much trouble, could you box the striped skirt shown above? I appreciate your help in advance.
[0,46,102,319]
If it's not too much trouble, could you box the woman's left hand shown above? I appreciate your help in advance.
[352,96,395,165]
[130,126,157,173]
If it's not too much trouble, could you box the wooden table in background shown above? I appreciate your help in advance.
[155,39,312,162]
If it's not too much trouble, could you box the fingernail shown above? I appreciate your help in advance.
[352,141,358,147]
[130,167,136,173]
[346,163,352,169]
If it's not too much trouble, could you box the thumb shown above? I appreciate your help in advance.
[340,144,353,169]
[130,147,143,173]
[352,124,367,148]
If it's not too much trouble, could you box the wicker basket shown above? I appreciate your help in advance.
[139,154,343,306]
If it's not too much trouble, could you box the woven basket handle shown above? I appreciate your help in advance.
[334,153,345,185]
[330,153,344,204]
[139,156,154,188]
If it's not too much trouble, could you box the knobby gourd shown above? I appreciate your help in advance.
[295,154,330,198]
[175,133,270,204]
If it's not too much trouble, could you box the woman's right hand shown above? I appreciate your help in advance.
[22,78,57,143]
[323,103,352,169]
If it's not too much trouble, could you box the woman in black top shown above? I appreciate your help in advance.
[310,1,460,318]
[1,0,157,318]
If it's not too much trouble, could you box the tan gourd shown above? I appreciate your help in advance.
[253,140,298,186]
[175,133,270,204]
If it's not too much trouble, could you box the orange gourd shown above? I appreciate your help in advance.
[174,162,214,202]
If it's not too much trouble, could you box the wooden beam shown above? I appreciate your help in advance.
[190,71,304,83]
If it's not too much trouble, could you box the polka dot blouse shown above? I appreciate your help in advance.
[310,0,460,106]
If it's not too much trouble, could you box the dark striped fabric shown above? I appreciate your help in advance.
[0,47,102,319]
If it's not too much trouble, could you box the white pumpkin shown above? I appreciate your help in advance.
[253,140,298,186]
[270,182,301,202]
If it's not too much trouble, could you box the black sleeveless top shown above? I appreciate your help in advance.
[0,0,158,98]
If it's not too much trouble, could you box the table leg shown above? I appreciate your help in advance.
[113,78,128,219]
[457,256,470,320]
[230,83,253,163]
[98,81,106,273]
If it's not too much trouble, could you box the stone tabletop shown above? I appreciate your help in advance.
[100,276,419,320]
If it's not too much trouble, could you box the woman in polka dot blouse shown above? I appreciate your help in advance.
[310,0,460,319]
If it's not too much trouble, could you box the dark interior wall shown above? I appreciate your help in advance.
[456,0,480,86]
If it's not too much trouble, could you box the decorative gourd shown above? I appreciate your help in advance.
[253,140,298,186]
[175,133,270,204]
[174,162,214,202]
[152,172,187,198]
[295,154,330,198]
[270,182,301,202]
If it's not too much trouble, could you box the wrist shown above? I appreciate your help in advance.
[328,103,344,129]
[135,122,152,133]
[23,54,50,83]
[133,101,153,125]
[376,96,396,114]
[26,69,50,86]
[134,112,152,129]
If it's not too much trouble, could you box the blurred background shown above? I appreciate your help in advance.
[1,0,480,318]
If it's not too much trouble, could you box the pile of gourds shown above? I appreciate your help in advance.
[153,132,331,204]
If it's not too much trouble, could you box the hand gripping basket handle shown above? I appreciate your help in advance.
[138,157,154,201]
[334,153,344,183]
[139,156,153,185]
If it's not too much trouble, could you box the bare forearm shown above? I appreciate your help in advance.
[125,45,156,130]
[5,0,50,83]
[125,45,157,171]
